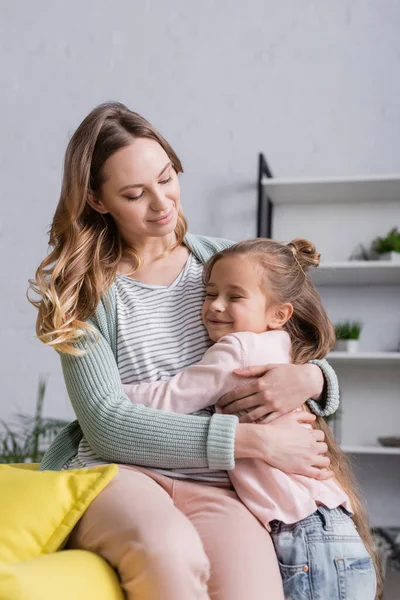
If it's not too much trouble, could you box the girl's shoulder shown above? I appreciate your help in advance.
[228,331,292,365]
[184,232,235,263]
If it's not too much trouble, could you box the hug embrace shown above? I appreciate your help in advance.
[30,102,380,599]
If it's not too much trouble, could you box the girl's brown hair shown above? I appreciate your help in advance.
[205,238,382,597]
[28,102,187,355]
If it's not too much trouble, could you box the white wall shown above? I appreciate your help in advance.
[1,0,400,424]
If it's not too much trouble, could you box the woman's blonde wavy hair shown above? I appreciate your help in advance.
[204,238,382,597]
[28,102,187,356]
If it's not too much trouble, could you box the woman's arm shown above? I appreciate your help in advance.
[235,412,332,480]
[60,325,238,470]
[218,360,339,423]
[121,331,331,479]
[306,359,339,416]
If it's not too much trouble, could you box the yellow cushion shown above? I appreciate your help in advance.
[0,549,124,600]
[0,464,118,564]
[9,463,41,471]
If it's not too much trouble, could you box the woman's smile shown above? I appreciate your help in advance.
[148,208,174,225]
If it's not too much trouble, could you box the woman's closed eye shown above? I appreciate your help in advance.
[126,192,144,201]
[125,176,173,201]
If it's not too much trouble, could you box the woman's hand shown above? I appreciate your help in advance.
[235,411,332,480]
[218,363,324,423]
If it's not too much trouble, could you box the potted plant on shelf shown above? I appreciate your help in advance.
[334,321,363,354]
[371,227,400,262]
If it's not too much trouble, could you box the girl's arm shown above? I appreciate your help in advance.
[121,331,332,480]
[122,331,291,416]
[59,323,238,470]
[58,325,330,478]
[122,336,246,413]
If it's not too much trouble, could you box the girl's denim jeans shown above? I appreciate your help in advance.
[270,506,377,600]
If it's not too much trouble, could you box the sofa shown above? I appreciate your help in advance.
[0,463,124,600]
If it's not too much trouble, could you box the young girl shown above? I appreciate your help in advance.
[123,237,380,600]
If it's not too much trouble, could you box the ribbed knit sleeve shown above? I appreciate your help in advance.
[60,328,238,470]
[306,358,340,417]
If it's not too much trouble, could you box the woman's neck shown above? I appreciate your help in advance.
[118,233,190,285]
[127,232,177,265]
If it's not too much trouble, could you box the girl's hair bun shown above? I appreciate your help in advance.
[287,238,320,271]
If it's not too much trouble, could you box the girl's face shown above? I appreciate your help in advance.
[87,138,181,243]
[202,256,292,342]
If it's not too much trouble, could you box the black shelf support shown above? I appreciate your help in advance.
[257,153,273,238]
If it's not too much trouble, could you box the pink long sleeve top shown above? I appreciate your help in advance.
[123,330,351,530]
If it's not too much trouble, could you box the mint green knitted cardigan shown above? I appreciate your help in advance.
[40,233,339,471]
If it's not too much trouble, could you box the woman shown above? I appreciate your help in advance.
[29,102,339,600]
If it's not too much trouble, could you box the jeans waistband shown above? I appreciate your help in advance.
[270,505,352,533]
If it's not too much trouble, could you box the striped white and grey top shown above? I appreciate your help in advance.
[68,252,230,484]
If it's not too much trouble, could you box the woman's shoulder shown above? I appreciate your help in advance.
[87,284,117,349]
[184,232,235,263]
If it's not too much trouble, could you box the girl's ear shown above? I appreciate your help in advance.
[86,191,109,215]
[267,303,294,330]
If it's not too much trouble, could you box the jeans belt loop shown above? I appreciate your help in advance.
[318,505,333,531]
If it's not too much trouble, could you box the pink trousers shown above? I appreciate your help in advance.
[68,465,284,600]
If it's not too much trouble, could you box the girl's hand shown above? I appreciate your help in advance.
[218,363,324,423]
[235,411,332,480]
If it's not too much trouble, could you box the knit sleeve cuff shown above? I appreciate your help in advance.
[207,413,238,471]
[306,358,340,417]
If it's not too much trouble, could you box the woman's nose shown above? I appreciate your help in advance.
[150,187,169,211]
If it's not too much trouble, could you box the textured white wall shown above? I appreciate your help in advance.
[1,0,400,423]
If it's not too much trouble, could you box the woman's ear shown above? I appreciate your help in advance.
[86,191,109,215]
[267,303,294,330]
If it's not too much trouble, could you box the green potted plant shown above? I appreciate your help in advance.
[334,321,363,353]
[0,376,69,463]
[371,227,400,262]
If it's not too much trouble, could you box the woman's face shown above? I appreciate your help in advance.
[89,138,181,243]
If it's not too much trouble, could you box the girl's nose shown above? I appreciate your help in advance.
[210,297,225,312]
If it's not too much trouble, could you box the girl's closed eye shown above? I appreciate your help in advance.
[205,292,218,298]
[159,175,172,185]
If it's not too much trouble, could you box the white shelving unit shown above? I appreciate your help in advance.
[327,352,400,365]
[311,262,400,286]
[259,165,400,598]
[261,173,400,205]
[341,445,400,456]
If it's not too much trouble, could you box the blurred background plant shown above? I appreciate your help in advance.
[335,321,363,340]
[0,376,69,463]
[372,227,400,255]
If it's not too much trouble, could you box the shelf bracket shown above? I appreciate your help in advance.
[257,153,274,238]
